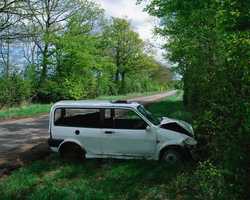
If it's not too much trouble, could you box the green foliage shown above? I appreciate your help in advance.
[101,17,167,94]
[124,72,166,94]
[0,74,31,108]
[24,64,39,94]
[29,6,170,102]
[36,80,62,102]
[147,91,192,122]
[0,0,172,106]
[167,161,240,200]
[142,0,250,197]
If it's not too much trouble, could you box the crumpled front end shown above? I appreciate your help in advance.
[160,117,194,137]
[159,117,198,160]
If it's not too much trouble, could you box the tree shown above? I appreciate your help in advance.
[102,18,147,93]
[142,0,250,197]
[36,2,115,101]
[0,0,28,76]
[0,0,25,35]
[0,0,171,106]
[24,0,87,85]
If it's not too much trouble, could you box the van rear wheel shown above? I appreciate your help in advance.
[60,143,85,161]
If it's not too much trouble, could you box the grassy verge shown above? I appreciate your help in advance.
[0,104,52,120]
[0,157,193,200]
[146,90,192,123]
[0,91,162,121]
[0,92,195,200]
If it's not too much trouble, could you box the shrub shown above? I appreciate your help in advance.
[0,75,31,108]
[36,80,62,103]
[168,161,240,200]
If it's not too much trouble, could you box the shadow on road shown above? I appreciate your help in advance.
[0,116,48,132]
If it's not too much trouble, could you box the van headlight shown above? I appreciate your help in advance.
[184,137,197,146]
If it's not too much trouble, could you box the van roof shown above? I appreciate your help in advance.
[52,100,140,108]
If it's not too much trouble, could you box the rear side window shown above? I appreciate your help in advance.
[54,108,100,128]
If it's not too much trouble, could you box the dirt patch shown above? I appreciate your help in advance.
[0,140,50,177]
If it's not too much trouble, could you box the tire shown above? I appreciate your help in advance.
[161,148,182,165]
[60,143,85,161]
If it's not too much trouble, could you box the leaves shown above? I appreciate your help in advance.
[140,0,250,197]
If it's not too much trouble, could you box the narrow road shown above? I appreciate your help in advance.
[0,90,176,167]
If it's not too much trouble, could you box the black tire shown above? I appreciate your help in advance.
[161,148,182,165]
[60,143,85,161]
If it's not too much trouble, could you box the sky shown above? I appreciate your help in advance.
[94,0,167,65]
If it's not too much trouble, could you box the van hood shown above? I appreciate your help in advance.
[160,117,194,137]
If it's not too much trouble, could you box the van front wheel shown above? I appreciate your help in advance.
[161,149,182,165]
[60,143,85,161]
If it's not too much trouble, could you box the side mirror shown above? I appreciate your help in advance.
[146,126,151,132]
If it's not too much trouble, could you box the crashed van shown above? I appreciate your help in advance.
[48,100,197,164]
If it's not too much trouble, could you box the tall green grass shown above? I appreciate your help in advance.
[0,155,193,200]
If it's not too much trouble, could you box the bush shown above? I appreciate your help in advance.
[36,80,63,103]
[168,161,240,200]
[0,75,31,108]
[124,73,167,94]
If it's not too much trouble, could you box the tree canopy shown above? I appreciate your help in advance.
[0,0,172,106]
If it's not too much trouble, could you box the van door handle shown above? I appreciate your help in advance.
[104,131,114,134]
[75,130,80,135]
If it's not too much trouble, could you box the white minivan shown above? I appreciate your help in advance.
[48,100,197,164]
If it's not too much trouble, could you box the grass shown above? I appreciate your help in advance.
[146,90,192,123]
[0,157,193,200]
[0,92,194,200]
[0,91,162,120]
[0,104,52,120]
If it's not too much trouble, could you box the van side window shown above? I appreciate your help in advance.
[113,108,147,130]
[101,109,114,128]
[54,108,101,128]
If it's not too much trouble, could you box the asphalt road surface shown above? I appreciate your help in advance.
[0,90,177,167]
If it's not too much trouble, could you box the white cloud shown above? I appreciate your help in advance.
[94,0,168,65]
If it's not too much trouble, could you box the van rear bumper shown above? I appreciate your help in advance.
[48,138,64,148]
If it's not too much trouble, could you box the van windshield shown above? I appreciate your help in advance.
[137,105,161,125]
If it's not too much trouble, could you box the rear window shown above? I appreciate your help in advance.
[54,108,101,128]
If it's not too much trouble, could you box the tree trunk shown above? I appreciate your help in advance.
[6,39,9,77]
[115,69,120,82]
[40,43,49,85]
[120,71,126,94]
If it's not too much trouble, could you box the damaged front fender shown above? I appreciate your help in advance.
[160,117,194,137]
